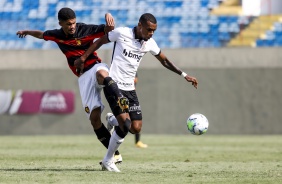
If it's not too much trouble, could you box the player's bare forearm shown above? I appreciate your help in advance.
[80,35,109,62]
[163,58,198,89]
[162,59,182,74]
[104,26,114,34]
[156,52,198,89]
[16,30,44,39]
[155,53,182,75]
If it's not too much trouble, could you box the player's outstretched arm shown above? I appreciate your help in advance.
[16,30,44,39]
[74,35,110,75]
[104,13,115,33]
[155,52,198,89]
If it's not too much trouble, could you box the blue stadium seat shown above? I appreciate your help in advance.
[218,32,230,41]
[47,4,57,17]
[0,0,279,49]
[211,39,221,47]
[256,39,274,47]
[274,31,282,37]
[275,39,282,46]
[256,39,265,47]
[201,0,210,7]
[218,23,229,33]
[266,39,274,46]
[164,1,183,8]
[265,31,275,40]
[219,16,228,23]
[273,22,282,31]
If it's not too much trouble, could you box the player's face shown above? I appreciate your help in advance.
[59,18,76,35]
[139,21,157,41]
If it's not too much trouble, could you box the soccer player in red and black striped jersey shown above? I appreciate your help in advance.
[16,7,131,169]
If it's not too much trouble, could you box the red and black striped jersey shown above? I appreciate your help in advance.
[43,23,105,77]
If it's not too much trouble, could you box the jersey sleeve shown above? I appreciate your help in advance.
[149,38,161,56]
[108,27,123,42]
[86,24,105,35]
[77,23,105,36]
[43,30,58,41]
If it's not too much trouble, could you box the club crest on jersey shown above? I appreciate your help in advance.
[85,106,90,114]
[75,39,81,46]
[123,49,142,62]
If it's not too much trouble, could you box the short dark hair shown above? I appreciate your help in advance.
[139,13,157,25]
[58,7,76,21]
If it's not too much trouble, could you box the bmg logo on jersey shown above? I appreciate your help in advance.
[123,49,142,62]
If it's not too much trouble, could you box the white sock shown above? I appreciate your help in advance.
[104,130,124,161]
[109,115,119,126]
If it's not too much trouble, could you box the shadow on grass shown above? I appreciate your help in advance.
[0,168,101,172]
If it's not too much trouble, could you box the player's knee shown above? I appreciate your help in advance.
[103,76,115,86]
[131,123,141,133]
[96,70,109,85]
[130,120,142,133]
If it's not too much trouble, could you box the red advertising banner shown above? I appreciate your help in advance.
[0,90,75,115]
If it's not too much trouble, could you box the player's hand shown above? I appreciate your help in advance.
[16,31,28,38]
[105,13,115,27]
[74,57,85,76]
[185,75,198,89]
[104,13,115,33]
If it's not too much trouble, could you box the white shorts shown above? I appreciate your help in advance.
[78,63,109,119]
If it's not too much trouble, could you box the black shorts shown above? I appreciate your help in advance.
[104,89,142,121]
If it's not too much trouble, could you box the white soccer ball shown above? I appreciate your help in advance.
[187,113,209,135]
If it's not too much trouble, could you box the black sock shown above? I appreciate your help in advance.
[116,118,131,138]
[135,133,140,143]
[115,150,120,155]
[94,123,119,155]
[94,124,111,149]
[115,125,129,139]
[103,77,123,100]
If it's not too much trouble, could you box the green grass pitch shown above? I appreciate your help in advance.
[0,134,281,184]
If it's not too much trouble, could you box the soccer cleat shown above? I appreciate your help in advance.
[99,154,122,165]
[117,97,129,112]
[105,112,114,134]
[101,159,121,172]
[136,141,148,148]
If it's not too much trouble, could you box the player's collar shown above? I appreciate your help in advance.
[60,27,76,38]
[133,27,143,41]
